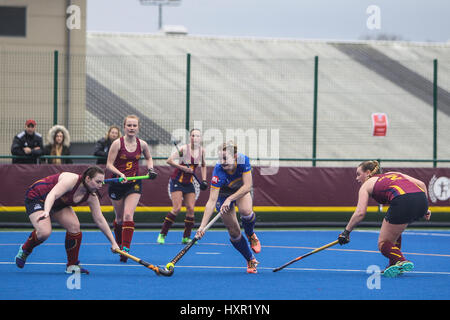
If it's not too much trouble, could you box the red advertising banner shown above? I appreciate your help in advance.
[0,164,449,209]
[372,113,388,136]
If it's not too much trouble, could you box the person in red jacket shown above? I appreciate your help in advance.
[338,160,431,277]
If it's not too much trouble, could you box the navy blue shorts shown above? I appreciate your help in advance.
[24,198,69,216]
[215,196,236,212]
[108,180,142,201]
[385,192,428,224]
[169,179,195,194]
[24,198,45,216]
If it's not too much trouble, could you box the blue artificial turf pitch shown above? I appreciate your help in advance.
[0,229,449,300]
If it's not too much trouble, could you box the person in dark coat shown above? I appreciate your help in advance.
[11,119,44,164]
[93,125,121,164]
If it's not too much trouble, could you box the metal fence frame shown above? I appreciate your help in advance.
[1,51,448,166]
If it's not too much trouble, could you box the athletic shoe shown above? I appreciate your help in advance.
[382,260,414,278]
[247,233,261,254]
[398,260,414,273]
[157,233,166,245]
[120,246,129,263]
[15,246,30,269]
[181,237,192,245]
[65,261,90,275]
[247,258,259,274]
[382,263,400,278]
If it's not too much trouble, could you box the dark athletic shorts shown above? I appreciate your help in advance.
[385,192,428,224]
[169,179,195,194]
[215,190,253,213]
[108,180,142,201]
[24,198,45,216]
[215,196,236,213]
[24,198,69,216]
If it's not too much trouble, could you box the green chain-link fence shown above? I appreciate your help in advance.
[1,49,449,166]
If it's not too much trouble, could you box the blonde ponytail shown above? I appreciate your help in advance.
[359,160,381,178]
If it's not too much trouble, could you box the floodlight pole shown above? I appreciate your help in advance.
[139,1,182,31]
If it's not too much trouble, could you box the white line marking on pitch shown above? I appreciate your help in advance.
[1,242,449,258]
[1,261,450,275]
[195,252,221,255]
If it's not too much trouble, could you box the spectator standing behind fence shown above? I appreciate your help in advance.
[43,125,73,164]
[11,119,44,164]
[93,125,121,165]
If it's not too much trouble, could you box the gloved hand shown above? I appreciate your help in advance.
[338,229,350,245]
[200,180,208,191]
[148,168,158,180]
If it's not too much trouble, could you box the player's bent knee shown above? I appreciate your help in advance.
[123,212,135,221]
[239,210,253,217]
[377,241,386,251]
[228,227,242,240]
[67,224,81,234]
[37,228,52,241]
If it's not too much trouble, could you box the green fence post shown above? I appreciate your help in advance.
[185,53,191,132]
[433,59,438,168]
[53,50,58,125]
[377,157,383,213]
[312,56,319,167]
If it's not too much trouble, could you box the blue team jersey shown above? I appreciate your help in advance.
[211,153,252,196]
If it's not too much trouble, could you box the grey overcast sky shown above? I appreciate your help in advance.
[86,0,450,42]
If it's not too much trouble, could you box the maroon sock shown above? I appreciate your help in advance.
[113,220,122,247]
[22,230,44,253]
[395,235,402,250]
[183,216,195,238]
[380,241,406,265]
[65,232,82,266]
[121,221,135,250]
[160,212,177,236]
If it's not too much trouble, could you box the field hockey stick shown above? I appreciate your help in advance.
[103,174,150,184]
[165,210,223,270]
[273,240,339,272]
[114,248,173,277]
[172,139,202,185]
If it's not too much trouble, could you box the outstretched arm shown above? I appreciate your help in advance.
[196,187,220,239]
[338,183,370,245]
[345,186,370,232]
[87,195,119,252]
